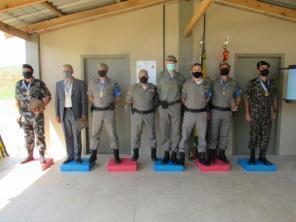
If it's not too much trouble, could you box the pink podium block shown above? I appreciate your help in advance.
[107,158,138,172]
[196,159,231,172]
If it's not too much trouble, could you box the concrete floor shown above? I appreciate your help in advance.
[0,155,295,222]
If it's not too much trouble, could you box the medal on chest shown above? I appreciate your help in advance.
[265,91,269,97]
[99,90,104,98]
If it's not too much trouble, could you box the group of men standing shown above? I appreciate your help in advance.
[15,56,278,167]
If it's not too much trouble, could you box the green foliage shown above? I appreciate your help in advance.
[0,66,22,100]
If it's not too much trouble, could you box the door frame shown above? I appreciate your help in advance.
[233,53,285,155]
[80,54,131,154]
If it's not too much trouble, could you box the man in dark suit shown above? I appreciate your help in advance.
[55,64,88,163]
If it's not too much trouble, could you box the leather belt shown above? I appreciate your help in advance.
[211,105,231,111]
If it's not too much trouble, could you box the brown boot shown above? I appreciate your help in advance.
[21,154,34,164]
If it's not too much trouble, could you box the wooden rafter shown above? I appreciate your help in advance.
[215,0,296,22]
[21,0,174,33]
[0,0,46,13]
[42,1,64,17]
[184,0,213,37]
[0,21,31,40]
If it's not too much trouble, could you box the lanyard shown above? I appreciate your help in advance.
[22,80,32,97]
[97,79,107,98]
[259,79,270,96]
[220,79,228,95]
[64,80,72,96]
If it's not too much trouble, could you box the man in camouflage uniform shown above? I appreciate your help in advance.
[126,69,159,162]
[178,63,211,166]
[87,63,122,164]
[15,64,51,164]
[208,62,241,164]
[244,61,278,165]
[157,55,185,164]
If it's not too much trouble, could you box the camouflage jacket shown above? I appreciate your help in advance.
[244,77,277,118]
[15,78,51,115]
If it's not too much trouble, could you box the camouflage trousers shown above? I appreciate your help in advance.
[248,117,272,151]
[21,113,46,154]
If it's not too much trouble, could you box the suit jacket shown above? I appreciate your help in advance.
[55,78,87,121]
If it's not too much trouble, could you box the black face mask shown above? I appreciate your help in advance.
[220,68,230,76]
[139,76,148,84]
[192,72,202,79]
[23,71,33,79]
[98,70,107,77]
[260,69,269,77]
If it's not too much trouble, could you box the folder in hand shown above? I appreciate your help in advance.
[77,117,88,130]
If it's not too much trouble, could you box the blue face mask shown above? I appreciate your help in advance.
[166,63,176,72]
[63,71,72,78]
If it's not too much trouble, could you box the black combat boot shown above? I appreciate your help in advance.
[218,150,229,164]
[39,150,46,164]
[208,149,216,164]
[199,152,210,166]
[248,148,256,165]
[151,147,157,161]
[132,148,139,161]
[162,151,170,164]
[113,149,121,164]
[171,151,177,164]
[89,150,97,163]
[75,158,83,164]
[258,149,272,165]
[179,152,185,166]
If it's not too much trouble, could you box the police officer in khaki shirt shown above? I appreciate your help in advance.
[87,63,121,164]
[178,63,211,166]
[157,55,185,164]
[126,69,159,161]
[208,62,241,164]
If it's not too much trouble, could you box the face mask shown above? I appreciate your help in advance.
[23,71,33,79]
[63,71,72,78]
[220,68,230,76]
[260,69,269,77]
[98,70,107,77]
[139,76,148,84]
[192,72,203,79]
[166,63,176,72]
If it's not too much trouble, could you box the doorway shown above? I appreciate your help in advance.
[233,54,283,155]
[82,55,131,154]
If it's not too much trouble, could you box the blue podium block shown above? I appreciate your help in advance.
[238,158,277,172]
[154,160,185,172]
[60,158,94,172]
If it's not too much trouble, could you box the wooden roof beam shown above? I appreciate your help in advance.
[215,0,296,22]
[184,0,213,38]
[42,1,64,17]
[0,0,46,13]
[21,0,175,33]
[0,21,31,40]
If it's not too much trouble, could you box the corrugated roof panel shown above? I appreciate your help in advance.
[0,4,57,27]
[52,0,116,14]
[259,0,296,9]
